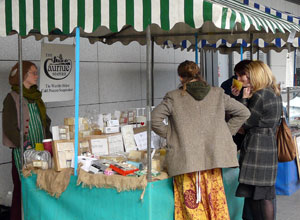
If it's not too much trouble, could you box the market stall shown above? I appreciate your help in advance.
[0,0,299,220]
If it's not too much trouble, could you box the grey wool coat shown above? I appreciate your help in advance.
[151,87,250,177]
[239,87,282,186]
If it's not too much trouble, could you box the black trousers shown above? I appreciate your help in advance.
[11,152,21,220]
[243,198,277,220]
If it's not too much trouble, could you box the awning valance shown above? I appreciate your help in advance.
[164,37,300,54]
[236,0,300,26]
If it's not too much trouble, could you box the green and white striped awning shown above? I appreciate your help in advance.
[0,0,299,45]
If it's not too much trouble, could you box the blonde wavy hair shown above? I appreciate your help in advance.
[247,60,280,96]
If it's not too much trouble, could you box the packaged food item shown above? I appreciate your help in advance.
[104,126,120,134]
[24,149,51,169]
[109,162,139,176]
[106,120,120,127]
[32,160,49,169]
[232,78,243,91]
[52,125,70,140]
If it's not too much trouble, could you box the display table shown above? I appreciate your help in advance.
[223,168,244,220]
[22,169,244,220]
[22,175,174,220]
[275,159,300,195]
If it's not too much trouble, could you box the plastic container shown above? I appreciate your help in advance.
[35,143,44,151]
[24,149,51,169]
[4,191,12,207]
[43,139,53,156]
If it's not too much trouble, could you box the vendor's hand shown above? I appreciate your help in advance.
[231,86,240,97]
[242,87,251,98]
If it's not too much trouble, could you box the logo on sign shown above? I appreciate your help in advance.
[44,54,72,80]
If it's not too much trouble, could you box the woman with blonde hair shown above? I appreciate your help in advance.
[152,60,250,220]
[236,60,282,220]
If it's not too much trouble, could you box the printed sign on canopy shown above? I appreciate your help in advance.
[40,43,75,102]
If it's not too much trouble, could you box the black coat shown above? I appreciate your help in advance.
[221,76,245,150]
[239,87,282,186]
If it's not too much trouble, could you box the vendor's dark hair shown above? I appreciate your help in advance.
[178,60,206,92]
[234,59,252,76]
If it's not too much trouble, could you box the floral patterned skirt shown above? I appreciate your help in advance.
[173,169,230,220]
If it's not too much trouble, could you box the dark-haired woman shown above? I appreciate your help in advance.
[152,60,250,220]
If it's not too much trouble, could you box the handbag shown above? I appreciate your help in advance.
[276,112,296,162]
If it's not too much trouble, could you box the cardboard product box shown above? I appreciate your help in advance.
[107,133,124,154]
[64,117,88,126]
[106,119,120,127]
[69,130,91,139]
[127,111,135,123]
[119,111,128,124]
[52,138,91,171]
[99,155,127,163]
[128,150,146,162]
[52,140,75,171]
[81,130,91,137]
[52,125,70,141]
[68,123,89,133]
[52,138,93,171]
[64,117,74,125]
[79,138,91,156]
[104,126,120,134]
[89,135,109,157]
[151,159,161,172]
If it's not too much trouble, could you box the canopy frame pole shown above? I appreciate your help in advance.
[229,52,233,77]
[240,45,243,60]
[294,48,297,86]
[267,51,271,66]
[195,34,198,64]
[74,27,80,176]
[18,34,25,220]
[146,26,152,182]
[287,87,290,120]
[204,51,207,80]
[151,37,154,106]
[250,33,253,60]
[200,48,204,79]
[18,35,24,169]
[86,29,269,41]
